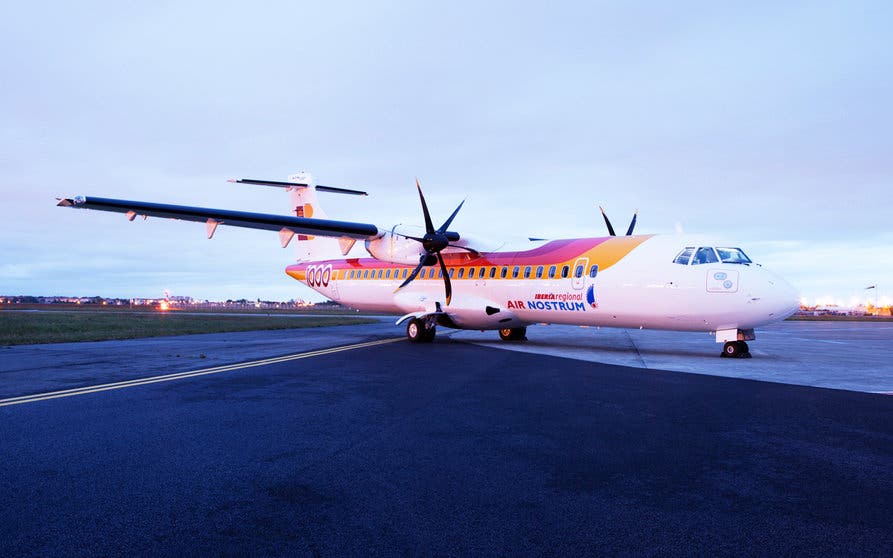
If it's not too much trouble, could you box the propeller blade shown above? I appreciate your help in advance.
[396,257,427,291]
[599,206,616,236]
[437,199,465,233]
[416,179,435,234]
[437,252,452,305]
[625,210,638,236]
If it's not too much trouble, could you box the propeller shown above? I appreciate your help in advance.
[396,179,468,305]
[599,206,638,236]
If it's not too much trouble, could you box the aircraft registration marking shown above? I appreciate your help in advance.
[0,338,403,408]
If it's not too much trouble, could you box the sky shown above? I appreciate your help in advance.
[1,1,891,306]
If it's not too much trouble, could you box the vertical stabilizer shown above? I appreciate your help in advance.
[285,172,342,262]
[229,172,368,262]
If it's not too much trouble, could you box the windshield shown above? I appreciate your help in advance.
[716,247,752,264]
[673,246,754,265]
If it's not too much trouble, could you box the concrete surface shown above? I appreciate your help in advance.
[3,320,891,397]
[1,334,891,556]
[451,320,893,394]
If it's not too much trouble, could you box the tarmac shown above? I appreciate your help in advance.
[1,320,891,555]
[453,320,893,394]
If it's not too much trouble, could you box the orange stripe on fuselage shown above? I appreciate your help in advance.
[579,234,652,270]
[285,235,653,282]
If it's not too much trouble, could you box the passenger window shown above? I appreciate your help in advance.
[500,267,508,278]
[561,265,569,278]
[673,247,695,265]
[692,247,719,265]
[437,270,443,279]
[548,265,556,278]
[449,268,454,278]
[458,268,465,279]
[589,265,598,278]
[402,269,408,279]
[512,266,520,278]
[536,266,544,278]
[385,269,391,279]
[378,269,383,279]
[363,270,369,279]
[574,265,584,278]
[420,269,426,279]
[468,267,475,279]
[524,266,531,279]
[489,267,496,279]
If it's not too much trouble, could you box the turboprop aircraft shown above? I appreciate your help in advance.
[58,172,799,358]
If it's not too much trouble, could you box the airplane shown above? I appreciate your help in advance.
[57,171,800,358]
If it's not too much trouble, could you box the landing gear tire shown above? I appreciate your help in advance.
[407,318,436,343]
[721,341,751,358]
[498,327,527,341]
[422,325,436,343]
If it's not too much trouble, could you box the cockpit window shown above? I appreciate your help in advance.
[692,247,719,265]
[716,247,752,264]
[673,247,695,265]
[675,246,753,265]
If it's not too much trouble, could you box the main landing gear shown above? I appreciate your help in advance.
[406,317,436,343]
[498,327,527,341]
[721,341,751,358]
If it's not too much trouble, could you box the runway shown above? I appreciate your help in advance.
[1,322,892,555]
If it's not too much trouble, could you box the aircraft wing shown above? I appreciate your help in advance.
[57,196,379,240]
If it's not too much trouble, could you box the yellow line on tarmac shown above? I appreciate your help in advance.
[0,337,403,408]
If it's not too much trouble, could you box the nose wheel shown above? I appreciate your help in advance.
[721,341,751,358]
[498,327,527,341]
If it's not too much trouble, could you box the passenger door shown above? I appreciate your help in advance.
[571,257,589,290]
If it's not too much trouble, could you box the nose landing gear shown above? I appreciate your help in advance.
[721,341,751,358]
[498,327,527,341]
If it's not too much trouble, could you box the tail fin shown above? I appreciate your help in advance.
[229,171,368,262]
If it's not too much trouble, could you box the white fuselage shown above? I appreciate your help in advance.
[287,234,799,337]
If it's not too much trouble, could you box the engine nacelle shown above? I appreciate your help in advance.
[364,226,427,265]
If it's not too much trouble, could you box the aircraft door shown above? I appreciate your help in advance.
[571,257,589,290]
[330,273,340,299]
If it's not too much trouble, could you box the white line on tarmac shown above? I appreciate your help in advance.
[0,338,403,407]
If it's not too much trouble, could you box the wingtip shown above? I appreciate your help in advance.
[57,196,84,207]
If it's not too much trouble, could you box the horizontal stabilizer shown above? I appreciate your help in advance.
[228,178,367,196]
[58,196,379,239]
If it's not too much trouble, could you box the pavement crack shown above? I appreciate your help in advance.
[624,330,648,369]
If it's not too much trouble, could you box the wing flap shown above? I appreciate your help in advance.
[58,196,379,239]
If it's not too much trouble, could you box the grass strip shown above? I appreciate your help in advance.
[0,311,380,346]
